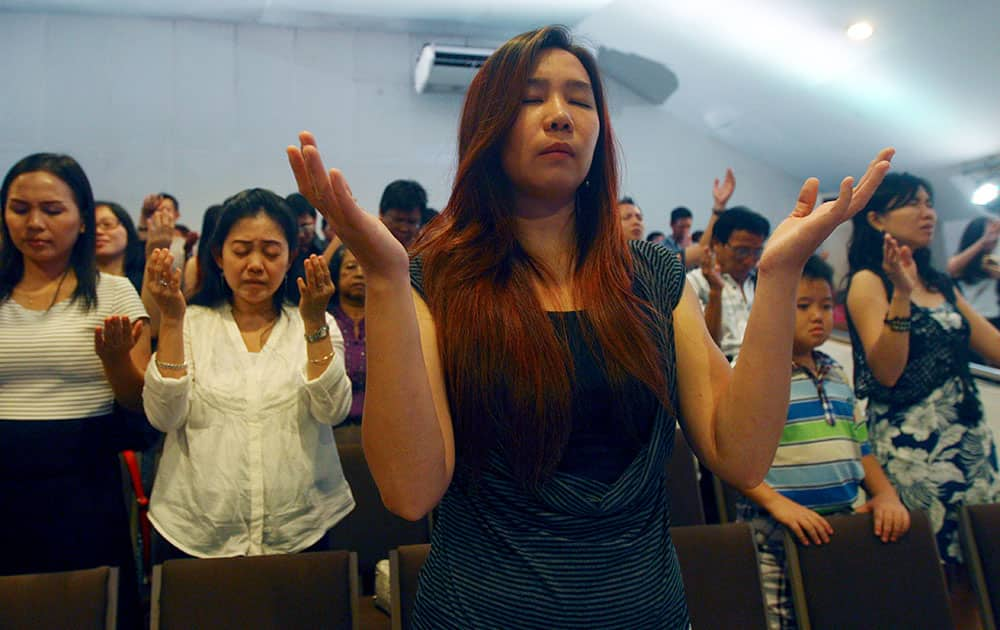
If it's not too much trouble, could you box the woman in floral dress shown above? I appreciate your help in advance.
[845,172,1000,594]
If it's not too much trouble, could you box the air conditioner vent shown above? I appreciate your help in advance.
[415,43,494,94]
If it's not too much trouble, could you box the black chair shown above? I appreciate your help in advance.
[0,566,118,630]
[390,543,432,630]
[330,443,432,596]
[150,550,359,630]
[961,503,1000,630]
[711,474,742,524]
[672,522,769,630]
[666,426,706,526]
[785,510,953,630]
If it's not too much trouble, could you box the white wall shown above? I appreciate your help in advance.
[0,11,468,230]
[1,10,803,237]
[606,81,803,235]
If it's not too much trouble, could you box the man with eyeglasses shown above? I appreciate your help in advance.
[686,206,770,361]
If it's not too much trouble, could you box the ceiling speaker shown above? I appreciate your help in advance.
[596,46,678,105]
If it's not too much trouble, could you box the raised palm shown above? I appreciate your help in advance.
[287,132,410,279]
[712,168,735,209]
[146,248,185,320]
[882,234,917,294]
[760,148,893,274]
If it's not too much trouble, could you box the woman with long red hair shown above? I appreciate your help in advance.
[289,25,892,629]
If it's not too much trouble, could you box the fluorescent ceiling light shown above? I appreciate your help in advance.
[846,21,874,41]
[971,182,999,206]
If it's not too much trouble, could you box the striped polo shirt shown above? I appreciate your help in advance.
[762,351,871,514]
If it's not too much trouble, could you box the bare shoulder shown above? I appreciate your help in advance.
[847,269,886,296]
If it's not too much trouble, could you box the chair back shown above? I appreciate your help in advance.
[961,503,1000,630]
[666,426,706,526]
[330,443,431,593]
[151,550,359,630]
[390,543,431,630]
[785,510,953,630]
[672,522,769,630]
[711,475,742,524]
[0,566,118,630]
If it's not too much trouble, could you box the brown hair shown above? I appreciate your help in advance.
[413,26,671,487]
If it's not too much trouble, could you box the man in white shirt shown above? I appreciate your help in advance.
[687,207,770,360]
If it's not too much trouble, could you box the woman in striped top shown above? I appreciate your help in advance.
[0,153,155,626]
[289,26,894,629]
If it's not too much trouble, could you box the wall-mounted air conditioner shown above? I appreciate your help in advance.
[414,43,494,94]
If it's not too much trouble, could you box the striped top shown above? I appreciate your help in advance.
[0,273,147,420]
[750,351,870,515]
[409,240,690,629]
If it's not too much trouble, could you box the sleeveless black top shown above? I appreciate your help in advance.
[409,241,690,629]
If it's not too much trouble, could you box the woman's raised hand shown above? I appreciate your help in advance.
[287,132,410,279]
[146,248,185,321]
[146,207,176,251]
[94,315,143,364]
[298,254,335,325]
[882,234,917,295]
[760,148,894,275]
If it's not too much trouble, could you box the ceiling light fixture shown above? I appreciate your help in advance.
[846,21,874,41]
[971,182,999,206]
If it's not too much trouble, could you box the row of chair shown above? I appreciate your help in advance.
[668,425,1000,629]
[389,507,1000,630]
[3,428,997,629]
[6,504,994,629]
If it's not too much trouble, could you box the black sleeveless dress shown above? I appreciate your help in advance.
[410,241,690,629]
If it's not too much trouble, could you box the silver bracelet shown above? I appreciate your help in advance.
[155,359,189,371]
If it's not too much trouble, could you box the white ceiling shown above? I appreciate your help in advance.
[3,0,998,186]
[577,0,1000,184]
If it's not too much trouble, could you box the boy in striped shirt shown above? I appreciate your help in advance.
[736,255,910,630]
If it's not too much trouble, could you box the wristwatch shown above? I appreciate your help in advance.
[304,324,330,343]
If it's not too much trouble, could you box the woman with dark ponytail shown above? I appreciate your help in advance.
[845,172,1000,592]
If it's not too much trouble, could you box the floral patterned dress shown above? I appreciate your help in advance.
[850,294,1000,563]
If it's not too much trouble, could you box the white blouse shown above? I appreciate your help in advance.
[143,304,355,557]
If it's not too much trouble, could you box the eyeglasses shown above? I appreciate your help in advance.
[724,244,764,259]
[298,224,315,233]
[95,220,122,232]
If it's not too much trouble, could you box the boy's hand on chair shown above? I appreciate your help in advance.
[856,492,910,543]
[770,495,833,546]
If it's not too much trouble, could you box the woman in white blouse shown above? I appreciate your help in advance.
[143,188,355,560]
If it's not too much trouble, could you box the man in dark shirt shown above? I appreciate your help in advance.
[379,180,427,249]
[285,193,324,304]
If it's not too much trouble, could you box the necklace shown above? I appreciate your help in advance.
[13,269,70,312]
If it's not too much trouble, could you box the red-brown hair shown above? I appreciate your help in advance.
[413,25,671,487]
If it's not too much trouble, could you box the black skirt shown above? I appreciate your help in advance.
[0,410,158,629]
